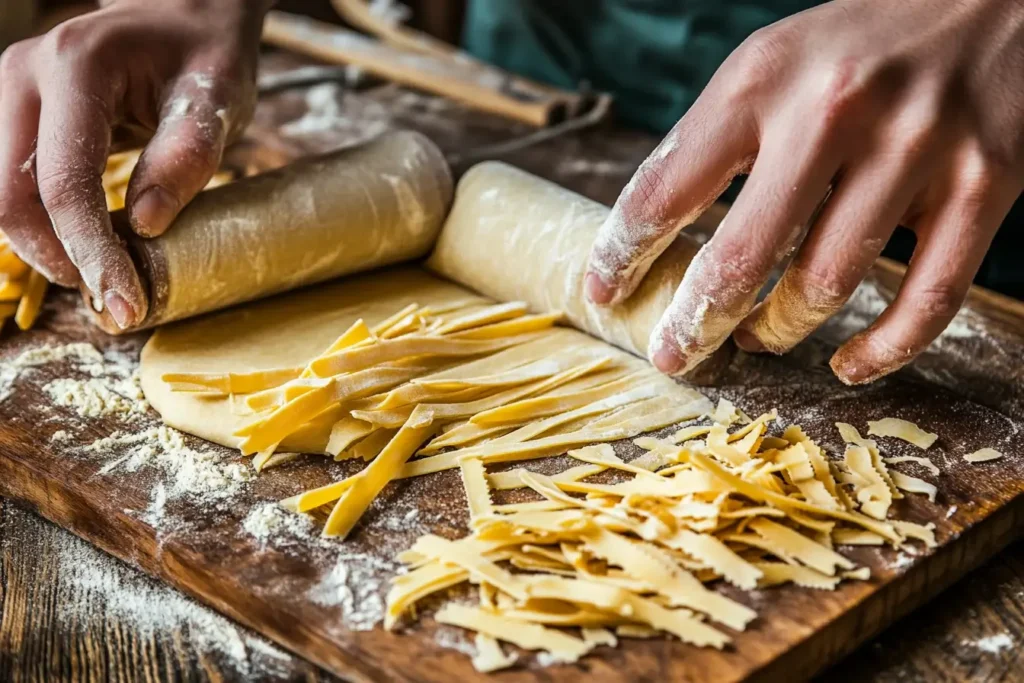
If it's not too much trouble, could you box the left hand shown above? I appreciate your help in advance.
[584,0,1024,384]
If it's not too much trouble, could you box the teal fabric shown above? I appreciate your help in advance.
[463,0,819,132]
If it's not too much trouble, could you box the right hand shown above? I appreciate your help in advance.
[0,0,270,328]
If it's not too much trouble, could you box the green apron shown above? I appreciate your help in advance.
[463,0,818,132]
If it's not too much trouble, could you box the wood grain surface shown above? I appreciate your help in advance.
[1,52,1023,683]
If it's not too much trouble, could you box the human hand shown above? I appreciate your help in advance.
[585,0,1024,384]
[0,0,270,328]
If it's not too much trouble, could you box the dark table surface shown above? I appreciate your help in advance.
[1,51,1022,683]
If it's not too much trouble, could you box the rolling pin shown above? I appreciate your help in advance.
[428,162,733,382]
[88,131,453,334]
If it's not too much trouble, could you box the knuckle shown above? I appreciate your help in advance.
[811,59,867,125]
[720,28,784,103]
[0,41,31,79]
[41,18,105,61]
[789,262,849,304]
[629,163,671,212]
[41,21,87,58]
[710,247,764,296]
[37,167,96,215]
[915,283,965,325]
[955,165,1000,211]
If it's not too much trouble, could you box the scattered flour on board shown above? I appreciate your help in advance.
[963,633,1014,654]
[281,82,390,142]
[13,506,296,679]
[0,342,105,401]
[0,340,150,418]
[890,552,916,570]
[88,425,252,507]
[435,625,476,657]
[242,502,403,631]
[243,502,319,549]
[307,553,394,631]
[44,372,148,419]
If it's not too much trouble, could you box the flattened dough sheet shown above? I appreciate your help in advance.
[140,268,658,454]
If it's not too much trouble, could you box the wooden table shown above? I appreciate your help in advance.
[2,52,1023,682]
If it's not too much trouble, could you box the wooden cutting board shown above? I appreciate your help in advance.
[0,254,1022,683]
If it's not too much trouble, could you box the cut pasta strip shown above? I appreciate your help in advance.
[238,366,426,451]
[460,457,493,521]
[310,333,544,378]
[754,563,842,590]
[844,445,893,521]
[446,312,562,340]
[890,471,937,502]
[486,463,605,491]
[435,605,592,664]
[686,452,901,542]
[470,371,646,426]
[581,528,756,630]
[832,529,886,546]
[525,577,729,649]
[435,301,529,335]
[965,448,1003,463]
[413,355,589,392]
[867,418,938,449]
[747,518,854,575]
[14,270,47,330]
[371,303,419,337]
[327,418,374,458]
[322,420,435,538]
[0,279,24,301]
[883,455,940,476]
[472,634,517,673]
[162,367,303,395]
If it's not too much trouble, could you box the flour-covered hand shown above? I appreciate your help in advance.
[586,0,1024,384]
[0,0,269,328]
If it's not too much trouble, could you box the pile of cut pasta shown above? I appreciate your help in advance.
[160,298,951,670]
[0,232,47,333]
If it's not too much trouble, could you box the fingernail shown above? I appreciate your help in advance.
[585,272,618,305]
[131,186,180,237]
[733,328,765,353]
[104,291,136,329]
[652,342,688,376]
[829,350,871,385]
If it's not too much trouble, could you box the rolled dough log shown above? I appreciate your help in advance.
[91,131,453,333]
[427,162,702,360]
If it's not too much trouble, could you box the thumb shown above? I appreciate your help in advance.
[125,71,235,237]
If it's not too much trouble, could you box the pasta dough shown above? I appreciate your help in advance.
[428,162,732,382]
[141,269,486,450]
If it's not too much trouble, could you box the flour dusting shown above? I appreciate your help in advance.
[964,633,1014,654]
[308,552,395,631]
[87,425,251,506]
[0,342,106,401]
[282,82,390,143]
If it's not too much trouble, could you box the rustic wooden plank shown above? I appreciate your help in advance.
[0,275,1021,683]
[823,541,1024,682]
[0,499,332,683]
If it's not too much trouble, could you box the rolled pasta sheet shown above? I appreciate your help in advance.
[428,162,728,378]
[89,131,453,333]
